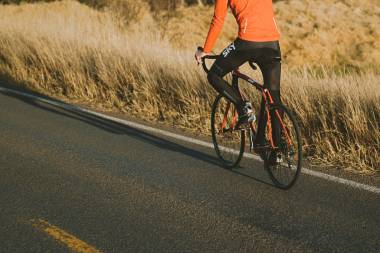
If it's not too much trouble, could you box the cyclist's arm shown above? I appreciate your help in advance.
[203,0,228,53]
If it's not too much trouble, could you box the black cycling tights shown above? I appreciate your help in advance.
[208,38,282,144]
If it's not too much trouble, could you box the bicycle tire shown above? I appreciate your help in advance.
[263,104,302,189]
[211,95,245,169]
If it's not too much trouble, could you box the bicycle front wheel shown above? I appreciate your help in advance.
[264,104,302,189]
[211,95,245,169]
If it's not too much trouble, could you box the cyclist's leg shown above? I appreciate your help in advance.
[207,40,250,111]
[254,43,282,147]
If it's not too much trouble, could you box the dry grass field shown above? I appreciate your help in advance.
[0,0,379,173]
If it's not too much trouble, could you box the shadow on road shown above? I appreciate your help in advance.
[0,81,275,188]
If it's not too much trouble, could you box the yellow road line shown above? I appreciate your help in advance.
[31,219,102,253]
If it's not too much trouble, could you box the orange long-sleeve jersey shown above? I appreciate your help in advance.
[203,0,280,53]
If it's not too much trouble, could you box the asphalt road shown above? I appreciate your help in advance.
[0,88,379,253]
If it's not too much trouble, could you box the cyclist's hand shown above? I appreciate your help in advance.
[195,47,207,64]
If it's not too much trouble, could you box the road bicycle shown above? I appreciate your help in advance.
[201,55,302,189]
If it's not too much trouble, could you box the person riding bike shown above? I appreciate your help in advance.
[195,0,282,154]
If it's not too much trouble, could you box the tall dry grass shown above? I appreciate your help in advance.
[0,0,379,173]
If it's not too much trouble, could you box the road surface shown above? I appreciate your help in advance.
[0,87,379,252]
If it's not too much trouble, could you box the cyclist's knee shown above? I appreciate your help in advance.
[209,62,224,76]
[207,69,223,87]
[207,69,227,97]
[207,71,217,84]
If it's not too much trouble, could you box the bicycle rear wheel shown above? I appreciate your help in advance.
[211,95,245,168]
[264,104,302,189]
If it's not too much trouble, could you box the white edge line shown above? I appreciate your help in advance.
[1,87,379,194]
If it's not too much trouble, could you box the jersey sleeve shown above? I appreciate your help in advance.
[203,0,229,53]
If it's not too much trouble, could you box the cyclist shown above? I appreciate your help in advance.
[195,0,282,159]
